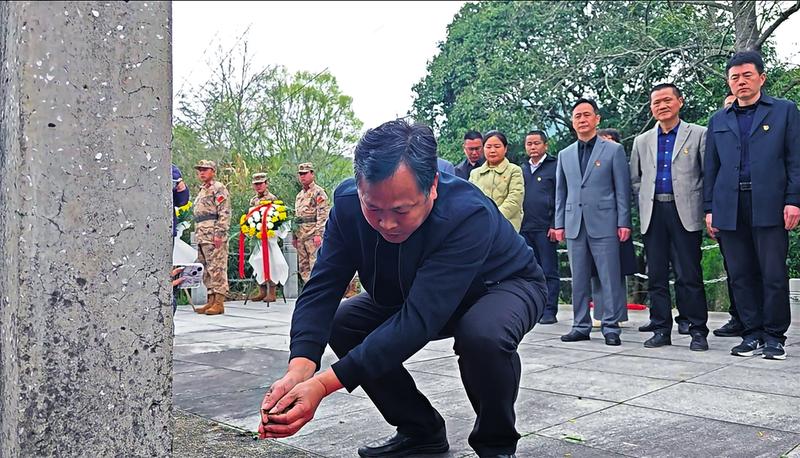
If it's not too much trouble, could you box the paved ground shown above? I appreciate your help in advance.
[173,300,800,457]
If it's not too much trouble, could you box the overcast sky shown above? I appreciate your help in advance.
[173,1,800,131]
[172,1,464,130]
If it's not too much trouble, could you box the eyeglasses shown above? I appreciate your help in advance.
[465,147,482,152]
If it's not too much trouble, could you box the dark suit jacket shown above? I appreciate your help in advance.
[521,155,557,232]
[455,157,485,180]
[289,173,545,391]
[704,93,800,230]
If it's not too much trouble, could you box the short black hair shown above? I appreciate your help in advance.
[597,128,621,144]
[353,119,438,197]
[726,51,765,75]
[572,98,599,114]
[483,130,508,147]
[464,130,483,142]
[650,83,683,99]
[525,130,548,143]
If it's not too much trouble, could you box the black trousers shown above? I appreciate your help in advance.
[328,278,544,457]
[521,230,560,317]
[718,237,747,322]
[717,191,790,343]
[643,201,708,335]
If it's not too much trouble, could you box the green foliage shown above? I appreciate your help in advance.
[172,41,361,286]
[173,41,360,230]
[412,1,796,160]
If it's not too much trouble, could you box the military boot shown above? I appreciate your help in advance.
[205,293,225,315]
[264,283,277,302]
[249,284,268,302]
[195,292,214,314]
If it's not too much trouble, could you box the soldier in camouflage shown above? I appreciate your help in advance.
[192,160,231,315]
[293,162,329,285]
[249,172,279,303]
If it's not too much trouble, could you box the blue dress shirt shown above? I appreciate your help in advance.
[655,122,679,194]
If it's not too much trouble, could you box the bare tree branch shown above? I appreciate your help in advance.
[754,0,800,50]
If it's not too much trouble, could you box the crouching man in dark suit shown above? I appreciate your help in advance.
[258,119,547,458]
[705,51,800,360]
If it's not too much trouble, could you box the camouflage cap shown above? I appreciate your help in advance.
[251,172,268,184]
[298,162,314,173]
[194,159,217,171]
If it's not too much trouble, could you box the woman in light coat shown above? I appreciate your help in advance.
[469,130,524,231]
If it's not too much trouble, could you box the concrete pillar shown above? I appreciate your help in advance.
[0,2,172,456]
[283,232,299,298]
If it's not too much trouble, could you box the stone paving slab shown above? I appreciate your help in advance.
[689,363,800,398]
[518,366,677,402]
[538,403,800,457]
[175,347,290,378]
[732,351,800,374]
[568,353,724,381]
[173,367,268,403]
[173,301,800,457]
[427,387,615,435]
[627,382,800,433]
[515,433,622,457]
[176,330,268,344]
[280,405,476,457]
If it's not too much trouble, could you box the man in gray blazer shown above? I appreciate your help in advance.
[555,98,632,346]
[630,83,709,351]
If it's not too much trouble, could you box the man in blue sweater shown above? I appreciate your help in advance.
[258,119,546,458]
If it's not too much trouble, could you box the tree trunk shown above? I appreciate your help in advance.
[733,0,760,51]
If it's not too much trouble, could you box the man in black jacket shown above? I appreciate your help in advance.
[454,130,485,179]
[520,130,560,324]
[258,119,546,458]
[704,51,800,360]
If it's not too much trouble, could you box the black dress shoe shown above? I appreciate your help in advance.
[638,321,656,332]
[713,319,744,337]
[561,330,590,342]
[538,315,558,325]
[644,332,672,348]
[358,430,449,457]
[690,334,709,351]
[604,334,621,346]
[677,320,691,335]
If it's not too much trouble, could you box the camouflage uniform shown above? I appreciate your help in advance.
[294,163,329,283]
[344,275,361,298]
[193,161,231,297]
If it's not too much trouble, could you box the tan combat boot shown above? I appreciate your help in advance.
[205,293,225,315]
[264,283,277,302]
[195,292,214,314]
[249,284,268,302]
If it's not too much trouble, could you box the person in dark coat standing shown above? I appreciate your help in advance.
[705,51,800,360]
[520,130,560,324]
[454,130,485,179]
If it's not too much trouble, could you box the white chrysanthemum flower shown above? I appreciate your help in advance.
[253,212,261,222]
[256,223,262,231]
[247,217,255,226]
[267,222,274,229]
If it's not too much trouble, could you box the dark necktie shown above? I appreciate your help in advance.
[579,143,590,175]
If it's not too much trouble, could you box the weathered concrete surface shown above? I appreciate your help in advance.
[174,301,800,457]
[173,410,314,458]
[0,1,172,456]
